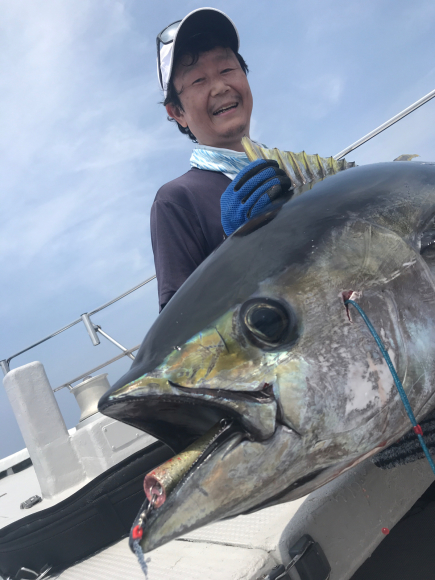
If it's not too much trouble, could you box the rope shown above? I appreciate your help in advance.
[345,299,435,476]
[133,539,149,578]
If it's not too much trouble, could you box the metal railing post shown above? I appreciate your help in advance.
[81,313,100,346]
[1,360,10,376]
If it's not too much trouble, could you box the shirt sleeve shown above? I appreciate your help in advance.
[151,197,209,311]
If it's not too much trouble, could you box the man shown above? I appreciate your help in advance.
[151,8,291,310]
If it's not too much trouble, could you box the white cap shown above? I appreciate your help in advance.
[157,8,240,97]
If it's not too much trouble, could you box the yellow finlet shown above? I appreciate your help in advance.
[242,136,355,191]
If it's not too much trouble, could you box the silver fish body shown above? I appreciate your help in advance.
[99,161,435,553]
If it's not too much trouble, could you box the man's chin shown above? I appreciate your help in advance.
[209,121,249,149]
[222,122,248,139]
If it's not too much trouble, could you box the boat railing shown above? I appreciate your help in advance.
[0,274,156,391]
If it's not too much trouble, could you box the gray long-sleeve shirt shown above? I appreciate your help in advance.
[150,168,230,310]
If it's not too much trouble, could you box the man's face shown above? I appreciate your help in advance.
[166,46,253,151]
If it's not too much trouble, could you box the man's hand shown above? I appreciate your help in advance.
[220,159,293,236]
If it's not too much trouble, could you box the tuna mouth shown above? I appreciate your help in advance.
[103,379,278,454]
[143,419,245,509]
[168,380,275,402]
[213,102,238,115]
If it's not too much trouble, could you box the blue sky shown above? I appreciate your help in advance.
[1,0,435,458]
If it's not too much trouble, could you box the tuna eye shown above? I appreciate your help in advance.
[240,298,297,349]
[246,305,286,341]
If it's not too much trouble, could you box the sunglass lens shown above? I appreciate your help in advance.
[160,20,181,44]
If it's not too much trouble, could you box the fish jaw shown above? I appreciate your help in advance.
[137,413,390,555]
[138,424,303,554]
[136,390,415,555]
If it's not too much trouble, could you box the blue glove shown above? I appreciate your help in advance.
[220,159,293,236]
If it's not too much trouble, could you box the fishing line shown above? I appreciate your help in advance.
[345,299,435,476]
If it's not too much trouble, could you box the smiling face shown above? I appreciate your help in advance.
[166,46,253,152]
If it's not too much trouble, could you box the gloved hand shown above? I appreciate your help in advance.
[220,159,293,236]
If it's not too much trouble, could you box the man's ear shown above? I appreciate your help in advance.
[166,103,187,128]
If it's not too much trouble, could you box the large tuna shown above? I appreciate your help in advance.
[99,160,435,554]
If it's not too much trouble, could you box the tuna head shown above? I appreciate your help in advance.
[99,162,435,553]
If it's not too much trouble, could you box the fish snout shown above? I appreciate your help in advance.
[100,321,281,451]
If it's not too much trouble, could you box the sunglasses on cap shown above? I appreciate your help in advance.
[156,20,181,92]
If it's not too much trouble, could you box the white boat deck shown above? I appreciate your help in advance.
[0,454,428,580]
[53,537,275,580]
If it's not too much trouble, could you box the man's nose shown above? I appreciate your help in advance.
[210,76,230,97]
